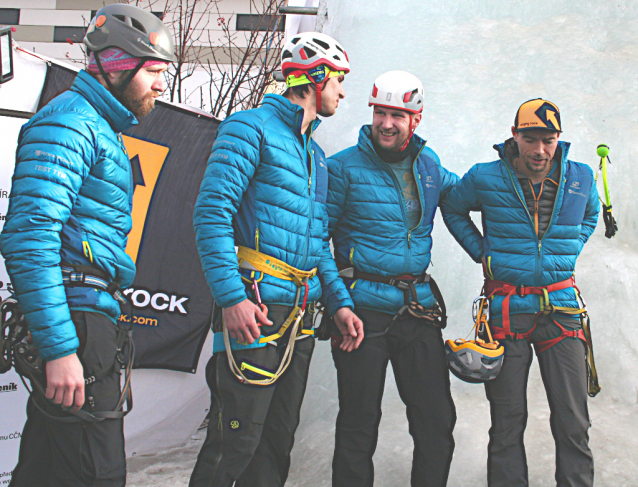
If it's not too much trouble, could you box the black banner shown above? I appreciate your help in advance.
[39,62,217,372]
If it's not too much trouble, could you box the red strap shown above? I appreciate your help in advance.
[533,320,586,354]
[484,277,576,340]
[490,324,536,342]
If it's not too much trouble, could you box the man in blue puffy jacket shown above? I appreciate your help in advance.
[0,5,175,486]
[190,32,362,487]
[442,99,599,486]
[325,70,459,487]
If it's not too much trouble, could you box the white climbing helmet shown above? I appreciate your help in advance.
[281,32,350,80]
[368,70,424,114]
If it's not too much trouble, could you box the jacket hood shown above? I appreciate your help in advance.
[71,70,138,133]
[261,94,321,135]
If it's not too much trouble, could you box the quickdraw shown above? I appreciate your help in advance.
[595,143,618,239]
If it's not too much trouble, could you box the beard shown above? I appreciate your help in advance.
[115,79,158,119]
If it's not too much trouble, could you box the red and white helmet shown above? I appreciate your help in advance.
[281,32,350,114]
[369,70,424,114]
[281,32,350,78]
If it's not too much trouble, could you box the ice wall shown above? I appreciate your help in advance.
[286,1,638,485]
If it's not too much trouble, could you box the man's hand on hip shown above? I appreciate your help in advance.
[334,307,364,352]
[45,353,85,412]
[223,298,273,344]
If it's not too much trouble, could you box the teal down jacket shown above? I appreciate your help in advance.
[194,94,352,316]
[0,70,137,361]
[442,140,599,319]
[325,126,459,314]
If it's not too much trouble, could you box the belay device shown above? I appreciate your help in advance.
[445,296,504,383]
[595,143,618,238]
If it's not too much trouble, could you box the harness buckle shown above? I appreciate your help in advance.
[516,285,526,298]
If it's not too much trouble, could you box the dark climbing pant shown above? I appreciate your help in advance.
[9,311,126,487]
[485,314,594,487]
[189,305,314,487]
[331,308,456,487]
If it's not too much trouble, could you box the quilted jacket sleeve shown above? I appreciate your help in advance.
[193,114,261,309]
[0,112,95,361]
[437,160,460,200]
[440,164,484,263]
[317,154,353,316]
[579,166,600,246]
[326,155,348,235]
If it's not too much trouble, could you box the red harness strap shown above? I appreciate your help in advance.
[484,277,577,341]
[533,320,586,354]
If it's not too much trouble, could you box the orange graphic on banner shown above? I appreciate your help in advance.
[121,135,170,263]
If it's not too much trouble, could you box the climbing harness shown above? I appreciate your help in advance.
[483,277,584,341]
[0,295,134,422]
[333,266,446,341]
[483,277,600,397]
[215,246,316,386]
[445,295,504,383]
[595,143,618,238]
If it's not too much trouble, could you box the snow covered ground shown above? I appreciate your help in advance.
[127,0,638,485]
[127,332,638,486]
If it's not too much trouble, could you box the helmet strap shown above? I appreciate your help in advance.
[115,58,147,94]
[94,54,147,95]
[400,114,415,151]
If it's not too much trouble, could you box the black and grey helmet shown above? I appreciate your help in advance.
[84,4,176,63]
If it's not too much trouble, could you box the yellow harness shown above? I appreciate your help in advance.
[223,246,316,386]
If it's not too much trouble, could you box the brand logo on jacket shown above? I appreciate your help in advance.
[570,181,580,189]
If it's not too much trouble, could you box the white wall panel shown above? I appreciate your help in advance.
[20,9,91,27]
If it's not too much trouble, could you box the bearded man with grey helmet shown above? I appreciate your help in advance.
[0,4,175,486]
[324,70,459,486]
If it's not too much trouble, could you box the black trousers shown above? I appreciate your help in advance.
[189,306,315,487]
[9,311,126,487]
[331,308,456,487]
[485,314,593,487]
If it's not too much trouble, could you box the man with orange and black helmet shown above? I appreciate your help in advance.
[1,4,175,486]
[190,32,362,487]
[443,99,599,486]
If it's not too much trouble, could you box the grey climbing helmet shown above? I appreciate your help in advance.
[84,4,176,63]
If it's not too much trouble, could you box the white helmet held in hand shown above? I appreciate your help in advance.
[369,70,424,114]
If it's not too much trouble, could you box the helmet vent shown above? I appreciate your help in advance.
[131,18,147,34]
[333,55,341,61]
[282,50,292,60]
[303,47,316,58]
[113,14,126,23]
[336,44,344,53]
[291,37,301,44]
[313,38,330,50]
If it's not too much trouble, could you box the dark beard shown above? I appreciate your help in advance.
[114,78,157,119]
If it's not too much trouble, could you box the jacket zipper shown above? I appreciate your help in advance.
[370,143,426,273]
[301,124,315,268]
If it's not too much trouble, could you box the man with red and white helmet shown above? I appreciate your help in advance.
[190,32,362,486]
[323,70,459,486]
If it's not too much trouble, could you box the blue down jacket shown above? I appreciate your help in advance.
[0,70,137,361]
[325,126,459,314]
[442,140,599,319]
[194,94,352,316]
